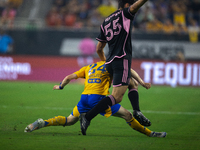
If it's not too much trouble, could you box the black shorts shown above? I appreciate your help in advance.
[106,58,131,87]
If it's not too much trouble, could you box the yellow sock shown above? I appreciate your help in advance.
[127,117,151,136]
[44,116,67,127]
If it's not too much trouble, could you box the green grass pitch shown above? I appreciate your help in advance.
[0,81,200,150]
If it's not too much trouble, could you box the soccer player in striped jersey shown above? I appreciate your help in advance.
[24,61,166,137]
[80,0,150,135]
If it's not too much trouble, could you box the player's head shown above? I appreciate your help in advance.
[118,0,137,9]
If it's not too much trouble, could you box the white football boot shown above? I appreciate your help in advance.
[24,118,45,132]
[149,131,167,137]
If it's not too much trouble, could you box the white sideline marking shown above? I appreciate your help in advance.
[1,105,200,115]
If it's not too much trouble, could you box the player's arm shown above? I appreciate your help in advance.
[53,73,77,90]
[96,41,106,61]
[130,68,151,89]
[129,0,148,14]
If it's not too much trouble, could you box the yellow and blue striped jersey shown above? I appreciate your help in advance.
[74,61,111,95]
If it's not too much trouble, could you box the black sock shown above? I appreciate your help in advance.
[85,96,114,121]
[128,89,140,111]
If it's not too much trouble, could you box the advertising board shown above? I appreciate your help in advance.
[1,55,200,87]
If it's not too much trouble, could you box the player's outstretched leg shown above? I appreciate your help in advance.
[24,118,45,132]
[24,116,68,132]
[126,117,166,138]
[80,113,90,135]
[133,110,151,127]
[149,132,167,137]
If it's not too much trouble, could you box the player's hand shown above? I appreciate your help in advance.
[53,85,60,90]
[143,83,151,89]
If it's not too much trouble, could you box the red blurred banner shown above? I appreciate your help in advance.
[0,55,83,82]
[0,55,200,87]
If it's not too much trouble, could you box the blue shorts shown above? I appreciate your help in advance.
[71,94,121,118]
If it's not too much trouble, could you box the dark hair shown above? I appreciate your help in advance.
[118,0,136,8]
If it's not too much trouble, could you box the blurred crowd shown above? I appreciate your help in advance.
[45,0,200,34]
[0,0,23,28]
[0,0,200,35]
[45,0,111,29]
